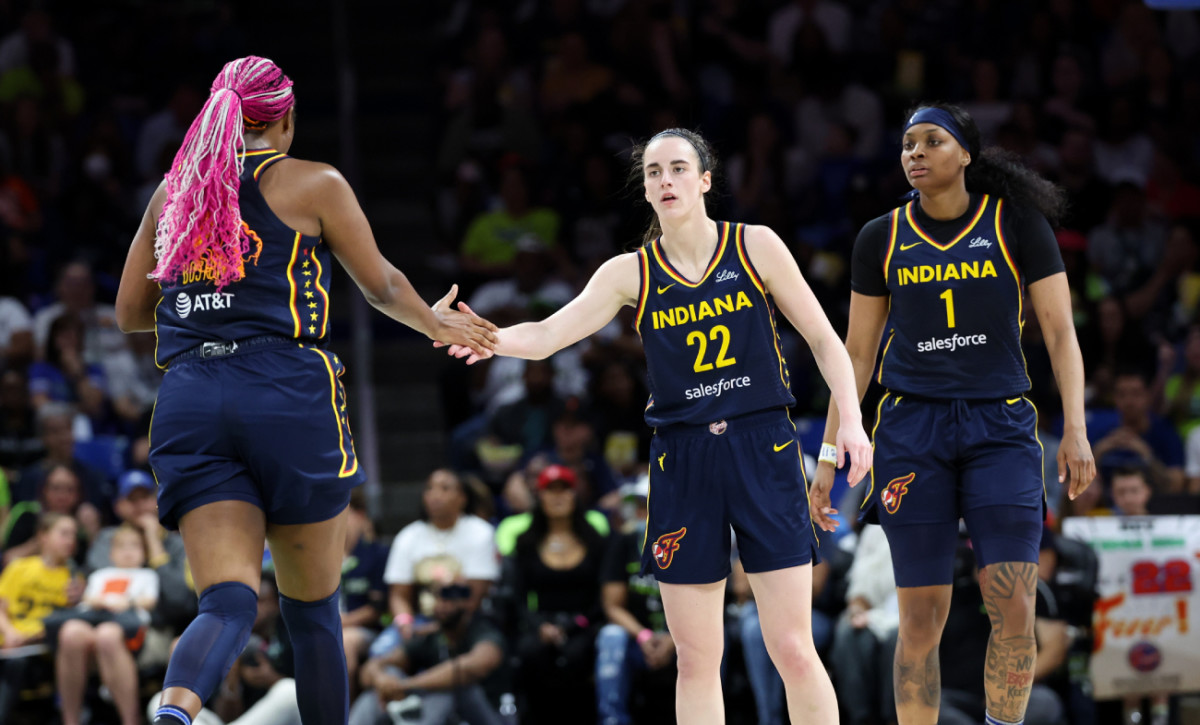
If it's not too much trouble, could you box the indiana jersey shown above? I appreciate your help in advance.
[877,194,1029,398]
[154,148,332,367]
[635,222,794,426]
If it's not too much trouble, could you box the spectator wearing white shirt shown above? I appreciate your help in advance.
[380,469,499,651]
[0,296,32,369]
[32,260,127,366]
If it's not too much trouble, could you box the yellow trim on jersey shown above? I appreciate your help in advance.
[241,148,277,157]
[650,221,730,287]
[861,391,891,506]
[1025,395,1048,505]
[876,323,894,385]
[313,242,330,337]
[253,153,288,181]
[311,348,358,478]
[733,224,788,388]
[152,295,165,370]
[147,398,161,487]
[786,410,819,544]
[883,208,901,283]
[994,199,1033,389]
[634,247,651,336]
[642,461,653,553]
[904,194,990,251]
[286,232,302,337]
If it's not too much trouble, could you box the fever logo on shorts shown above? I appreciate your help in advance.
[881,473,915,515]
[652,527,687,569]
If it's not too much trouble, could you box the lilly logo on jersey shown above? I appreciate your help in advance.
[881,473,915,515]
[175,292,235,319]
[652,527,687,569]
[968,236,992,249]
[715,269,739,283]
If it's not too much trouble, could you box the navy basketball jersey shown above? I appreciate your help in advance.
[154,148,332,367]
[877,194,1029,398]
[635,222,795,426]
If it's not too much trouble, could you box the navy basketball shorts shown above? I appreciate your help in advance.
[640,408,817,585]
[863,393,1045,587]
[150,342,364,530]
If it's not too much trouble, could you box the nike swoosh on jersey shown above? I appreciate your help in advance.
[900,241,923,251]
[658,453,667,470]
[1006,398,1021,404]
[657,284,676,294]
[773,440,795,452]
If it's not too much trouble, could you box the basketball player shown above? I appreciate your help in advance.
[114,56,496,725]
[810,103,1096,725]
[442,128,871,725]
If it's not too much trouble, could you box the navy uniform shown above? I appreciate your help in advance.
[150,148,363,530]
[851,193,1064,587]
[635,221,814,584]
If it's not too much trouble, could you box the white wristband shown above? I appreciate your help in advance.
[818,442,838,465]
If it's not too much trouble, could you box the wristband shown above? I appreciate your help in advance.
[395,612,414,627]
[636,628,654,645]
[818,442,838,466]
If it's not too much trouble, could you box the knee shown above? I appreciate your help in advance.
[58,620,96,651]
[673,635,723,681]
[95,623,127,654]
[987,592,1036,634]
[898,600,948,651]
[766,631,821,682]
[199,581,259,631]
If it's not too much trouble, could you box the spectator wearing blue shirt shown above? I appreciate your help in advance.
[1093,368,1184,492]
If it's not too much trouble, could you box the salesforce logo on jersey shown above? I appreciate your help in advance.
[916,332,987,353]
[684,375,752,400]
[175,292,235,319]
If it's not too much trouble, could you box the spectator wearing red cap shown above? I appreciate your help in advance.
[500,462,610,724]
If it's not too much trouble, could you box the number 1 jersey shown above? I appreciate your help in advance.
[635,222,795,427]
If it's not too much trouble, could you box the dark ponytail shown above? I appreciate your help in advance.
[907,102,1067,226]
[627,128,719,246]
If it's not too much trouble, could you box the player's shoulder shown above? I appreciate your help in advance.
[860,207,901,237]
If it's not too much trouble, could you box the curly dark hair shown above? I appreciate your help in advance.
[905,102,1067,226]
[627,128,719,246]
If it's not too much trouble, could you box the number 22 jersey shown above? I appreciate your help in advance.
[635,222,795,427]
[851,193,1065,399]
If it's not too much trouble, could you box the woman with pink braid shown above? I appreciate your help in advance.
[115,56,496,725]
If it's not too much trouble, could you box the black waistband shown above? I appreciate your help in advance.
[168,335,297,366]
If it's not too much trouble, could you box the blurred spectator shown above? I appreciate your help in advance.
[14,401,114,514]
[341,489,389,699]
[0,367,44,473]
[32,260,128,366]
[352,574,506,725]
[1160,324,1200,437]
[103,330,163,427]
[133,83,203,182]
[1147,153,1200,222]
[1110,466,1153,517]
[587,359,652,480]
[505,463,607,724]
[2,462,99,567]
[0,151,42,234]
[0,38,84,118]
[0,9,76,77]
[54,523,158,725]
[1,94,66,199]
[1086,182,1172,318]
[1093,369,1185,492]
[0,513,80,721]
[496,462,610,551]
[539,31,614,115]
[1078,296,1155,405]
[767,0,852,63]
[1041,52,1098,140]
[381,469,499,652]
[28,313,108,423]
[88,469,195,630]
[1094,95,1154,188]
[725,111,804,226]
[961,59,1013,145]
[465,236,575,326]
[0,296,33,369]
[829,524,899,725]
[460,160,561,279]
[595,475,674,725]
[476,359,567,477]
[1050,127,1110,235]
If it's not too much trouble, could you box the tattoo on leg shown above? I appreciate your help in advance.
[980,561,1038,723]
[894,636,940,709]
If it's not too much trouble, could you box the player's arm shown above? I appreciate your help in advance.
[1029,272,1095,499]
[309,164,496,354]
[447,253,640,363]
[744,225,872,484]
[115,181,167,333]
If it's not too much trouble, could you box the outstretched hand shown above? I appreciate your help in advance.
[432,299,496,364]
[1060,427,1097,500]
[430,286,497,359]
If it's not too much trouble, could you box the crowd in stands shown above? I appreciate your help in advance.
[1,0,1199,723]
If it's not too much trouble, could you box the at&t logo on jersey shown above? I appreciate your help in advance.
[652,527,687,569]
[174,292,235,319]
[881,473,915,514]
